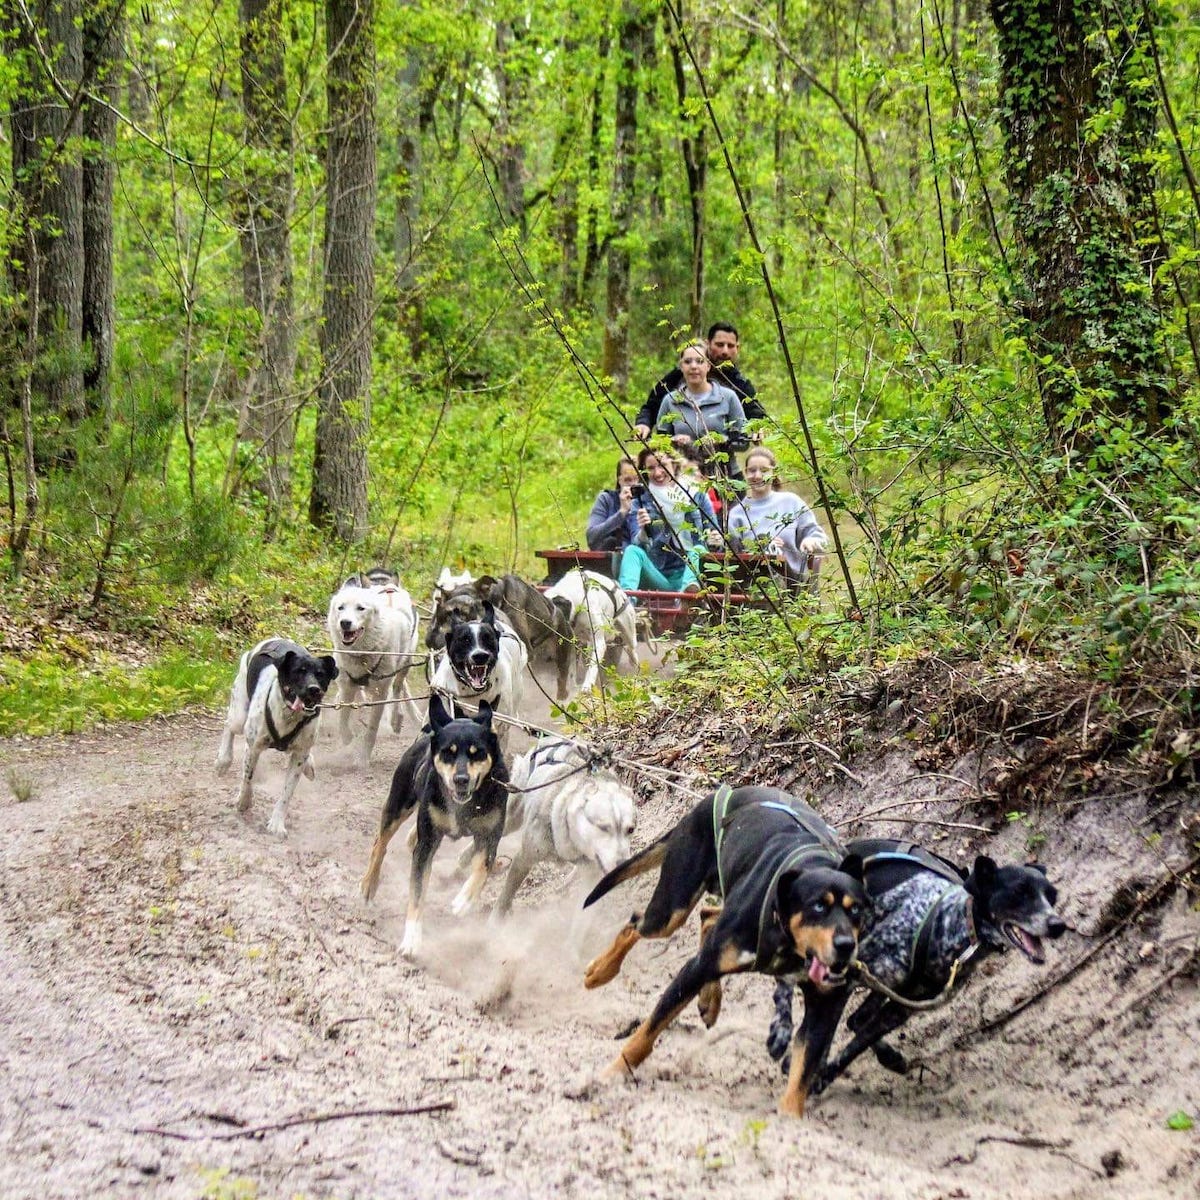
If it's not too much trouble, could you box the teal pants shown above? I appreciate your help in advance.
[618,544,702,594]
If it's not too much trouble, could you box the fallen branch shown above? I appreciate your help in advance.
[134,1101,454,1141]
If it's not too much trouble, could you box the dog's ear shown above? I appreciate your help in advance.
[971,855,997,889]
[321,655,339,684]
[429,693,453,730]
[475,699,494,730]
[473,575,498,595]
[550,595,573,624]
[838,852,864,882]
[481,599,497,626]
[279,649,298,674]
[774,868,803,918]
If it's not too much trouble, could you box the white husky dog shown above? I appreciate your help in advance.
[542,569,639,696]
[495,737,637,914]
[326,571,420,766]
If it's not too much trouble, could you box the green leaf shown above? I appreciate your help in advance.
[1165,1111,1194,1131]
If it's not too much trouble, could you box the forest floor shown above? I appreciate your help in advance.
[0,649,1198,1200]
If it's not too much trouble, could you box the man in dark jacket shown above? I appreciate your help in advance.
[632,322,764,439]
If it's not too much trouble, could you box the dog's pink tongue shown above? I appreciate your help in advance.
[289,696,305,713]
[808,958,830,987]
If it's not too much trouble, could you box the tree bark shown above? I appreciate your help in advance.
[81,0,120,417]
[310,0,376,541]
[9,0,86,439]
[990,0,1172,439]
[395,41,424,349]
[602,1,648,402]
[238,0,298,521]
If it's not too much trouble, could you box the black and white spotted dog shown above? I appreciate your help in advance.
[767,840,1067,1095]
[428,602,527,750]
[215,637,338,837]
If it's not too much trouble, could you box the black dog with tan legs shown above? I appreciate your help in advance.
[582,785,866,1116]
[361,695,509,960]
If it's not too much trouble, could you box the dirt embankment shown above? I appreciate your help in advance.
[0,656,1197,1199]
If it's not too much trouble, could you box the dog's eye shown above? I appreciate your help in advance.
[448,742,457,754]
[810,899,829,917]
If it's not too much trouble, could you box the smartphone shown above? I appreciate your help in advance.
[630,484,645,500]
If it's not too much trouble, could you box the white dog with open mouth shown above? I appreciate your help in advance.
[326,571,420,766]
[542,569,639,696]
[495,736,637,915]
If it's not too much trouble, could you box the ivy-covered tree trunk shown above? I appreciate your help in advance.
[238,0,297,523]
[602,0,648,401]
[990,0,1172,441]
[81,0,120,417]
[310,0,376,541]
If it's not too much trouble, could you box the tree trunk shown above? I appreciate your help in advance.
[395,41,424,349]
[580,32,610,295]
[310,0,376,541]
[990,0,1172,439]
[492,18,527,234]
[238,0,298,521]
[81,0,120,418]
[9,0,86,441]
[602,1,647,402]
[667,20,706,333]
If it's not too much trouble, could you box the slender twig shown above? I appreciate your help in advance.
[133,1101,454,1141]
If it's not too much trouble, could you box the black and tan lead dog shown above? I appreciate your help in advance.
[360,694,509,959]
[582,785,866,1116]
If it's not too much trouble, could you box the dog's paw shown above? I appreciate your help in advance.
[449,886,475,918]
[766,1016,793,1064]
[873,1041,909,1076]
[236,787,253,814]
[583,955,617,990]
[599,1056,636,1086]
[389,708,404,734]
[697,981,723,1029]
[301,758,315,781]
[399,925,422,959]
[214,752,231,776]
[266,814,288,838]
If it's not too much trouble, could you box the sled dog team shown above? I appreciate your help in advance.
[216,567,1067,1117]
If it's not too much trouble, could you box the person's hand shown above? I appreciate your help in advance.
[768,536,786,557]
[705,528,723,550]
[799,535,826,555]
[671,433,693,448]
[637,507,653,529]
[633,424,651,441]
[619,486,633,516]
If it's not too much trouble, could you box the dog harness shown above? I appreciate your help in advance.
[710,785,846,971]
[582,573,631,621]
[263,698,319,752]
[848,846,980,1009]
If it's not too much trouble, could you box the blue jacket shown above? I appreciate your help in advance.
[625,485,718,573]
[586,489,631,551]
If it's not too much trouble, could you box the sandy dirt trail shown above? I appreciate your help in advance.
[0,659,1197,1199]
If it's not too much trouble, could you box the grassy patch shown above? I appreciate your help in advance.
[0,646,230,737]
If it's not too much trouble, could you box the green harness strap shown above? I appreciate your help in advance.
[710,784,843,970]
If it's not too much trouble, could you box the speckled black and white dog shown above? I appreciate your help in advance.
[215,637,338,837]
[766,839,1066,1096]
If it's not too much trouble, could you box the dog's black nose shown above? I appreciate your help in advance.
[303,685,323,704]
[340,619,353,632]
[833,932,857,964]
[1046,916,1067,939]
[469,651,491,665]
